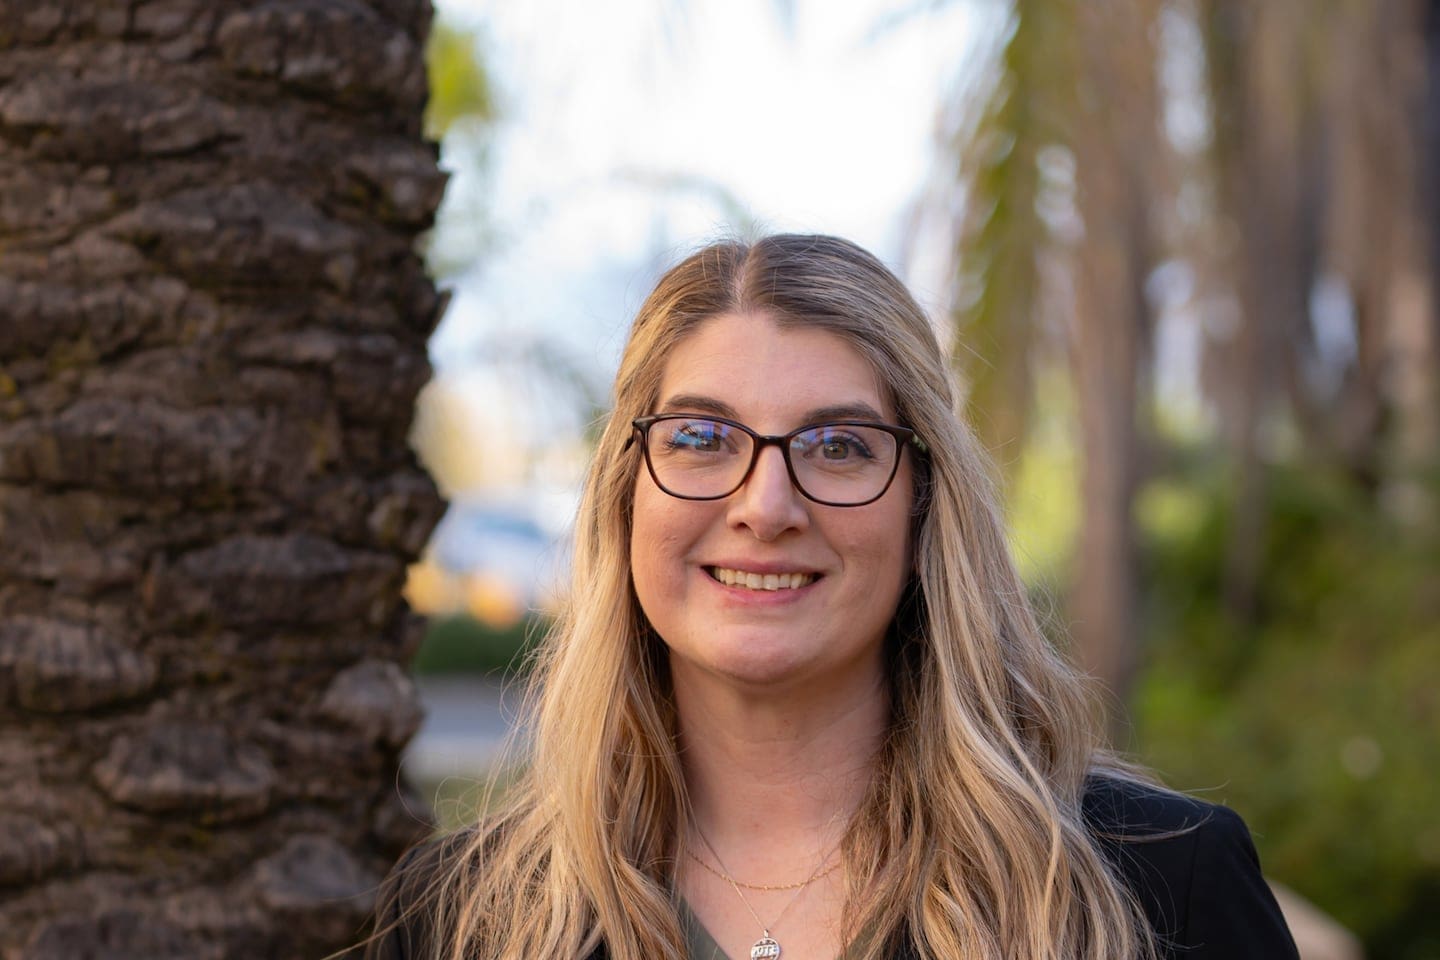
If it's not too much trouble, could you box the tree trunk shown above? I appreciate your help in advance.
[1066,0,1161,740]
[1199,0,1439,590]
[1428,0,1440,294]
[1199,0,1317,623]
[0,2,446,957]
[1367,0,1440,520]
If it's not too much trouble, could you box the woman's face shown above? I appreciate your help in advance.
[630,310,914,696]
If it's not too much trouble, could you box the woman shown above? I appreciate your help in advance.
[367,234,1297,959]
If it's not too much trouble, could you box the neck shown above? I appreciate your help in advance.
[673,657,890,868]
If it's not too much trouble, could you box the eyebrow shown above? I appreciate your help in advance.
[658,393,890,425]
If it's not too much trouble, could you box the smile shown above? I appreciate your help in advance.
[705,566,818,591]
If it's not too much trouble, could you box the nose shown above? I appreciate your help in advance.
[726,445,809,541]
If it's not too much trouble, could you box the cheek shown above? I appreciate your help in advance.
[630,481,692,593]
[629,483,660,586]
[873,472,917,583]
[846,525,912,590]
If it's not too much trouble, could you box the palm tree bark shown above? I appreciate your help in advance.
[0,2,446,957]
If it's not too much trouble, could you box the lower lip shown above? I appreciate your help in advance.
[701,569,819,605]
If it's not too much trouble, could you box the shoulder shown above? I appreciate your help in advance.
[1082,772,1219,839]
[1081,774,1299,959]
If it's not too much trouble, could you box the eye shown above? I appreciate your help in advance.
[661,419,730,454]
[793,426,878,464]
[820,436,865,460]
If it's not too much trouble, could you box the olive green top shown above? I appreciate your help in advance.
[677,899,871,960]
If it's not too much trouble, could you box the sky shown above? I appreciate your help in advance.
[429,0,988,371]
[413,0,992,527]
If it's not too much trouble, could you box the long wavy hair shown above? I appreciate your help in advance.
[385,234,1157,960]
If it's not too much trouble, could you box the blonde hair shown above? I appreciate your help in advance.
[380,235,1156,959]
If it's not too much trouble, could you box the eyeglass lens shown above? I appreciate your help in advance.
[643,416,900,504]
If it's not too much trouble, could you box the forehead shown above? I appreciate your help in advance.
[655,311,892,425]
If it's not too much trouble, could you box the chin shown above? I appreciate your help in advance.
[684,634,883,697]
[674,635,815,688]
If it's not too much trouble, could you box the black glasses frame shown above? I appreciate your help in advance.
[630,413,928,507]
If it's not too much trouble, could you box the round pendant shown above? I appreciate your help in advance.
[751,936,781,959]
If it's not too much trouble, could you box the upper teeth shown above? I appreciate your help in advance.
[711,567,815,591]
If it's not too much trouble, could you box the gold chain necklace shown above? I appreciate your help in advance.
[691,825,841,959]
[686,847,844,891]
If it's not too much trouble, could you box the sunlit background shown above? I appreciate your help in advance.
[401,2,1440,958]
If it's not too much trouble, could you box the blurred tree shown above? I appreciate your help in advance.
[420,15,500,280]
[937,0,1440,951]
[1190,0,1439,619]
[942,0,1169,724]
[941,0,1438,725]
[0,1,470,956]
[424,18,496,141]
[1065,0,1166,731]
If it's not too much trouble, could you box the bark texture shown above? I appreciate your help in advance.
[0,1,447,957]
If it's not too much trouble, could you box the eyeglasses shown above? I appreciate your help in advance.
[631,414,927,507]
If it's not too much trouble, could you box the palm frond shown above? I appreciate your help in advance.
[943,0,1080,464]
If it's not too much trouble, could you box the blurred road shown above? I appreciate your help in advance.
[405,676,527,781]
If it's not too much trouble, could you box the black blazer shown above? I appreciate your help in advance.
[1075,777,1298,959]
[367,776,1298,959]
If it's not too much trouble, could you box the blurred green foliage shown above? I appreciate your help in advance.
[412,613,546,677]
[1131,463,1440,960]
[424,19,495,140]
[420,16,499,279]
[1004,371,1079,588]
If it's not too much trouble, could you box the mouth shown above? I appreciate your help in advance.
[704,566,819,592]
